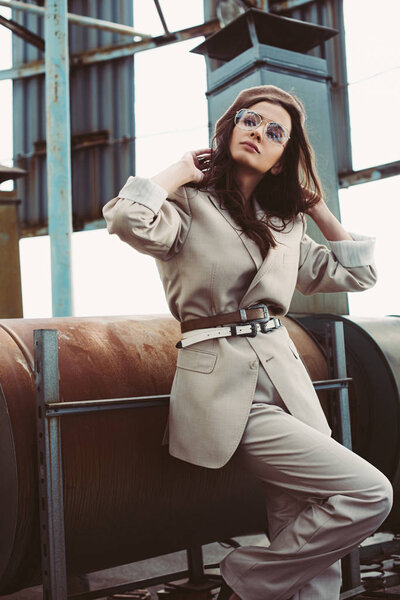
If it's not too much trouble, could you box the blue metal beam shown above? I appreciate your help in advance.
[45,0,73,316]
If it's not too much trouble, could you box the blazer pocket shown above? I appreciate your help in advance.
[177,348,217,373]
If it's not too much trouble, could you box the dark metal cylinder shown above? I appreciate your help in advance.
[297,314,400,531]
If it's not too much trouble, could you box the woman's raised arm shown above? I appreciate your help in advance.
[305,198,352,242]
[151,149,211,195]
[102,148,210,260]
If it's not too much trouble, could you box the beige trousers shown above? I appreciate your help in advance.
[220,366,393,600]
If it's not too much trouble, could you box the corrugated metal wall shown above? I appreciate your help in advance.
[12,0,134,235]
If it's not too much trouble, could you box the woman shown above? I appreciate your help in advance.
[103,85,392,600]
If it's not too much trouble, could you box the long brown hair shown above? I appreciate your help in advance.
[192,85,324,257]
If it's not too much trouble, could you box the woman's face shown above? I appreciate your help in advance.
[229,100,292,175]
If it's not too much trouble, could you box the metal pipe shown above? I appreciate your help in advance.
[339,160,400,188]
[0,0,151,39]
[153,0,170,35]
[45,395,170,416]
[0,14,44,51]
[45,0,73,316]
[312,378,351,391]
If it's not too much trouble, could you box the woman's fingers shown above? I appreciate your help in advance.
[194,149,212,163]
[193,149,212,159]
[180,149,212,183]
[181,149,210,167]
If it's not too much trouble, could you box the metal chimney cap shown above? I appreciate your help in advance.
[191,8,338,61]
[0,165,27,184]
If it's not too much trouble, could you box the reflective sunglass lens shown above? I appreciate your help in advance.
[235,110,260,128]
[266,123,286,144]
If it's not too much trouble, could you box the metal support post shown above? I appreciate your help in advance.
[34,329,68,599]
[326,321,362,595]
[328,321,353,449]
[187,546,205,583]
[45,0,73,316]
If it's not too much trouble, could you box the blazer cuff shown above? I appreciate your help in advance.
[118,176,168,214]
[328,232,376,267]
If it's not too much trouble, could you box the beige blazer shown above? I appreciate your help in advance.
[103,177,377,469]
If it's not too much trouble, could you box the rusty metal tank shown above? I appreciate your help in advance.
[0,314,345,593]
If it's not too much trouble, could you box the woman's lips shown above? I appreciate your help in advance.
[241,141,259,153]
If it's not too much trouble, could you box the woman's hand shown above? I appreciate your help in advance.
[151,149,212,195]
[180,148,212,183]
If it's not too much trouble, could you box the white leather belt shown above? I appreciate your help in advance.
[176,317,282,349]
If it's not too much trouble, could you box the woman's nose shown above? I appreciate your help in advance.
[250,128,262,141]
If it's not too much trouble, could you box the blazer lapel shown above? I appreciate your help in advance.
[207,194,263,270]
[240,249,276,307]
[240,217,300,307]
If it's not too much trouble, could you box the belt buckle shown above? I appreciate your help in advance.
[244,322,258,338]
[247,303,270,322]
[240,303,269,323]
[230,322,258,338]
[260,317,281,334]
[235,304,277,339]
[247,303,282,334]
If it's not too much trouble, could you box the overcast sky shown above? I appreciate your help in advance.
[0,0,399,318]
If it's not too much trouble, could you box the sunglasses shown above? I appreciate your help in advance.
[234,109,290,146]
